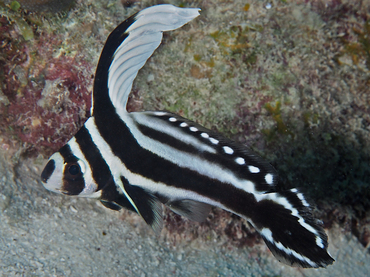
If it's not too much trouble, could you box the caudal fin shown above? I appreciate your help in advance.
[252,188,334,268]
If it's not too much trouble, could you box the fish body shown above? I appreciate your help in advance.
[41,5,334,268]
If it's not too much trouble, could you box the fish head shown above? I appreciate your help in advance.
[41,145,99,197]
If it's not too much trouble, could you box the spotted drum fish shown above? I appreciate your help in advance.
[41,4,334,268]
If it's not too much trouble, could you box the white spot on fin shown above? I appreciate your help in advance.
[169,117,177,122]
[209,138,219,144]
[223,146,234,154]
[180,122,188,127]
[189,127,198,132]
[248,165,260,173]
[235,157,245,165]
[265,173,273,185]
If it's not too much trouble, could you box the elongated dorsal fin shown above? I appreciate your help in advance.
[92,5,200,115]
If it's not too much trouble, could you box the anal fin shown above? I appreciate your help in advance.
[166,199,212,222]
[121,176,163,235]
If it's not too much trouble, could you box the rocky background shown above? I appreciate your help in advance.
[0,0,369,275]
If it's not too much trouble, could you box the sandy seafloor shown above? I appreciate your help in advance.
[1,0,370,276]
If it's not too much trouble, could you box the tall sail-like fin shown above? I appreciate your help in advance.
[92,5,200,115]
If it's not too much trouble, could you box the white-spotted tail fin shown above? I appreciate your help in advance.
[252,189,334,268]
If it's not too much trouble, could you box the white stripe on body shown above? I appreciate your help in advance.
[132,112,217,154]
[84,117,227,211]
[120,112,258,195]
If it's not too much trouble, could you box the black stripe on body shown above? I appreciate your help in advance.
[135,113,279,193]
[94,88,258,218]
[137,124,202,156]
[59,144,79,163]
[90,6,333,267]
[94,94,333,267]
[58,144,85,195]
[74,124,139,213]
[74,125,113,191]
[96,106,333,266]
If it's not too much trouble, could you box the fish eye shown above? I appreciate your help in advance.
[68,164,81,176]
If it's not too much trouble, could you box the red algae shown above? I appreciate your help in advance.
[0,14,92,156]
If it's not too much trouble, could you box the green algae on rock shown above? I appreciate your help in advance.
[5,0,75,12]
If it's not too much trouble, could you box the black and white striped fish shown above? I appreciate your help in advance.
[41,5,334,268]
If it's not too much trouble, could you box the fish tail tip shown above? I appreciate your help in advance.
[253,188,335,268]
